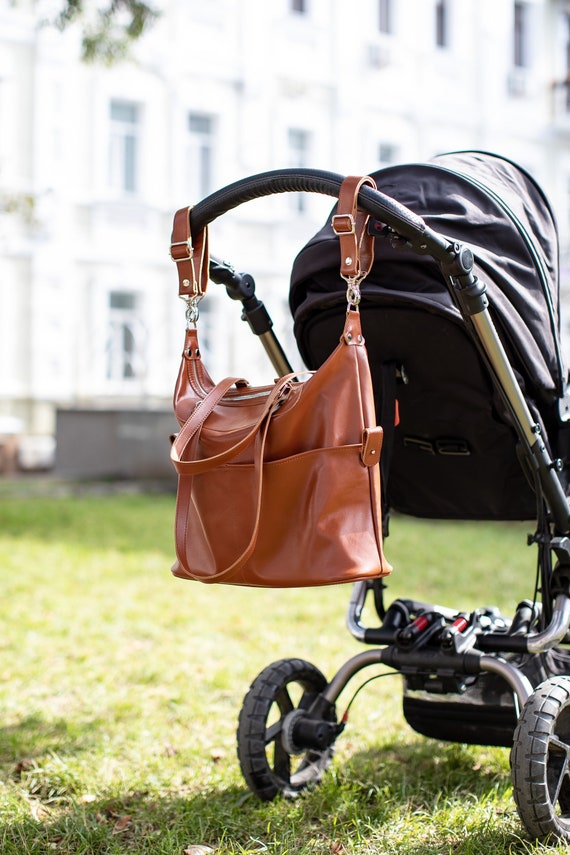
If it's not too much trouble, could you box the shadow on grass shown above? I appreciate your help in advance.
[0,712,103,775]
[342,735,512,799]
[0,736,547,854]
[0,789,536,855]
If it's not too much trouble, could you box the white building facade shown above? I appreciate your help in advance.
[3,0,570,463]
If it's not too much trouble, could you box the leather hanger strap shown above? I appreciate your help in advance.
[332,175,377,282]
[170,206,210,298]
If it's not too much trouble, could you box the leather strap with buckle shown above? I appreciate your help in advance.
[332,175,377,283]
[170,206,209,298]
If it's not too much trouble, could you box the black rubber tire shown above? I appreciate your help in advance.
[511,676,570,841]
[236,658,336,801]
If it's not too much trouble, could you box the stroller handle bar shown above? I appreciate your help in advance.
[190,167,454,261]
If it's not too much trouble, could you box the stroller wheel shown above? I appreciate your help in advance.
[236,658,337,800]
[511,676,570,842]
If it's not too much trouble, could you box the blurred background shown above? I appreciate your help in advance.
[2,0,570,479]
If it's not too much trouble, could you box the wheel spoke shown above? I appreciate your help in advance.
[548,735,570,810]
[558,774,570,816]
[264,720,282,745]
[550,735,570,752]
[299,689,316,711]
[275,686,294,715]
[272,737,291,784]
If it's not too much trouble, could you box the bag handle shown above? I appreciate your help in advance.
[170,373,295,475]
[172,375,294,582]
[174,416,271,582]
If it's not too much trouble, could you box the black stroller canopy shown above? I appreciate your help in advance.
[290,151,564,404]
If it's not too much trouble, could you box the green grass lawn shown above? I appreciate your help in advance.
[0,484,565,853]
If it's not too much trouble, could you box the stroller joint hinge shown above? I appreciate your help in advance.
[449,275,489,316]
[551,535,570,566]
[444,242,475,277]
[439,242,491,314]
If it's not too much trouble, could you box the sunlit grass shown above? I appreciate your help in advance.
[0,485,563,853]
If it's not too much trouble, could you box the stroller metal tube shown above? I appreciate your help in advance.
[526,593,570,653]
[470,310,536,447]
[346,582,368,642]
[470,306,570,532]
[478,654,532,710]
[258,330,294,378]
[346,583,459,643]
[321,649,387,704]
[321,647,533,713]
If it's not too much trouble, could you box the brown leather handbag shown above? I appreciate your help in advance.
[169,176,392,587]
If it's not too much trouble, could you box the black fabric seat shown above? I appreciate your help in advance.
[290,151,569,521]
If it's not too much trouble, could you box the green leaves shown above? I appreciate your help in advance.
[51,0,160,64]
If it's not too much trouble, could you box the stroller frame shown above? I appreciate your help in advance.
[185,167,570,842]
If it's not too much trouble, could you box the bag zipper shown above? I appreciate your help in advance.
[190,368,283,403]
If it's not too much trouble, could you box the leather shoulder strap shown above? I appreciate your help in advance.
[171,373,296,474]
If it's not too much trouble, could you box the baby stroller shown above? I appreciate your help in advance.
[182,151,570,842]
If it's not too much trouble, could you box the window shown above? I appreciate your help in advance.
[378,143,398,165]
[435,0,449,48]
[109,100,140,194]
[187,112,215,200]
[106,291,146,382]
[288,128,311,213]
[551,12,570,111]
[288,128,310,162]
[564,14,570,112]
[379,0,392,34]
[514,2,529,68]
